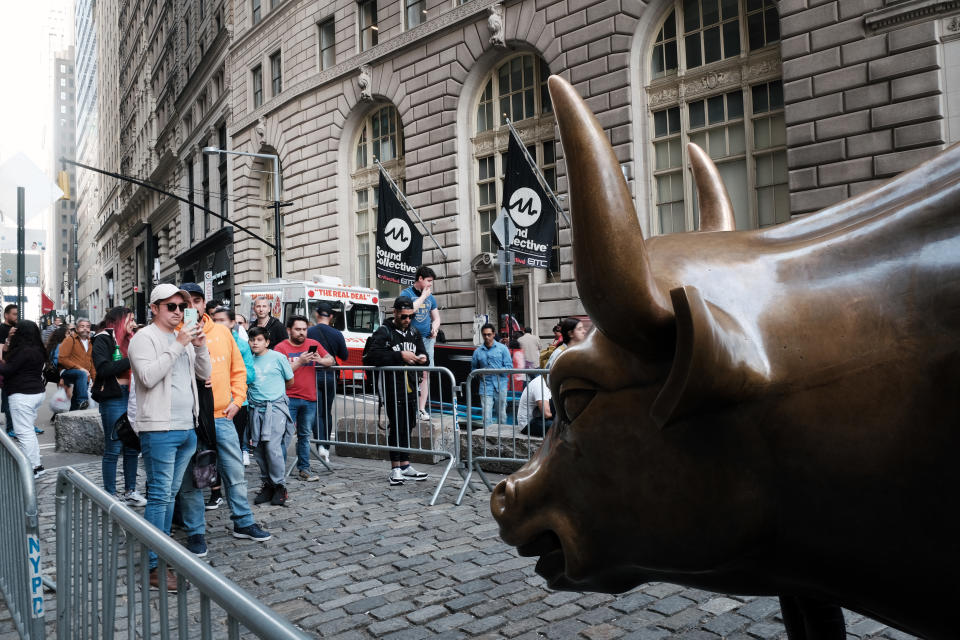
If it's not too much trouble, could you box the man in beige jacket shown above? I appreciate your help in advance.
[128,283,210,593]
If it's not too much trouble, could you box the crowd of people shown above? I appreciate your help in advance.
[0,266,583,591]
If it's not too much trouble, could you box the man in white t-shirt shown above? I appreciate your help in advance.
[517,375,552,436]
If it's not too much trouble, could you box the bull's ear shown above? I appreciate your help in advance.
[651,285,769,428]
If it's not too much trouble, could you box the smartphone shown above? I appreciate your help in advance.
[183,308,198,327]
[308,345,318,353]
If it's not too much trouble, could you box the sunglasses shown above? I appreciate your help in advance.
[399,313,415,319]
[163,303,189,312]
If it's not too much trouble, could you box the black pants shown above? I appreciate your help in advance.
[233,405,249,449]
[315,373,337,441]
[386,400,418,462]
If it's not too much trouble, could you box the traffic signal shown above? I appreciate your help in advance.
[57,171,71,200]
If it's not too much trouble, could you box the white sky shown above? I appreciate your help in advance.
[0,0,70,171]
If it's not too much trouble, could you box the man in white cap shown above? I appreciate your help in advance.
[128,283,210,593]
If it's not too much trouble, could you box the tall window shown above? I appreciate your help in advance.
[201,142,211,233]
[353,105,403,297]
[252,0,262,24]
[405,0,426,29]
[218,125,228,224]
[319,19,335,69]
[252,65,263,107]
[270,51,282,96]
[358,0,378,52]
[186,157,195,243]
[472,54,559,272]
[646,0,786,233]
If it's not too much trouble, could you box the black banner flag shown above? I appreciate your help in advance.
[498,134,557,269]
[375,170,423,287]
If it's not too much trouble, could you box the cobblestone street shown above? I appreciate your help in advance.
[1,455,917,639]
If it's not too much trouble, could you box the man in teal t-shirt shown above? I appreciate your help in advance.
[400,265,440,421]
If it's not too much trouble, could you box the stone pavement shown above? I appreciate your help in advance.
[0,453,916,640]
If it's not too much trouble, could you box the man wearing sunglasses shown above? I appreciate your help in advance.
[363,296,430,486]
[128,284,211,592]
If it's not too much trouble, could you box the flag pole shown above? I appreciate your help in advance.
[505,118,570,226]
[374,158,447,261]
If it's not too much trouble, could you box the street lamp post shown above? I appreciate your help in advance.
[202,146,284,278]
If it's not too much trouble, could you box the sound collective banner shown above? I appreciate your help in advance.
[375,170,423,287]
[499,134,557,269]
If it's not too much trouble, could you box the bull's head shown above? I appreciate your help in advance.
[491,75,778,594]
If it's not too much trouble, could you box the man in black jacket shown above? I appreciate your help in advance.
[252,297,287,348]
[363,297,430,486]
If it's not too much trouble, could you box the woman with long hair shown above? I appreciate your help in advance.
[545,317,588,369]
[0,320,47,477]
[91,307,145,505]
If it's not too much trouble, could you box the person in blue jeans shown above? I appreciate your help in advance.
[274,315,333,482]
[128,284,211,593]
[91,307,145,506]
[307,301,348,462]
[471,322,513,426]
[176,283,270,559]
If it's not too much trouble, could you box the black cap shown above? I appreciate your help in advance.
[315,301,333,316]
[180,282,205,299]
[393,296,414,310]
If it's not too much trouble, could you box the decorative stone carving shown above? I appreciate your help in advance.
[255,117,266,144]
[488,3,505,48]
[358,64,373,102]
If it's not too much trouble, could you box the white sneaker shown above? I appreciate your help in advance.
[389,467,404,486]
[417,409,430,421]
[401,465,428,481]
[124,490,147,507]
[316,445,330,463]
[242,451,251,466]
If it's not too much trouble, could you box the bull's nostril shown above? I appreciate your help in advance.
[491,478,516,519]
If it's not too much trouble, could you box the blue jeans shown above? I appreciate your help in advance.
[287,397,317,472]
[61,369,89,410]
[98,387,138,495]
[481,387,508,426]
[180,418,254,534]
[315,373,337,441]
[140,429,196,569]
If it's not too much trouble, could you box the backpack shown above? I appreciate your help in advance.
[51,344,60,367]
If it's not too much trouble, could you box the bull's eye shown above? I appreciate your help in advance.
[561,389,596,422]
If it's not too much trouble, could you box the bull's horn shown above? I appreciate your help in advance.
[688,143,736,232]
[547,75,673,347]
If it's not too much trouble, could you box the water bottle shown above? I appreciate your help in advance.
[108,328,121,361]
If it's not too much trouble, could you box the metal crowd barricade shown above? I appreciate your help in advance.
[456,368,551,505]
[312,365,460,506]
[55,467,311,640]
[0,431,47,640]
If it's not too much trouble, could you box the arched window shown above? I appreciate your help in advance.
[646,0,787,233]
[472,53,559,272]
[352,105,404,297]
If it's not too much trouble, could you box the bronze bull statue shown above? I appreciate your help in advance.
[491,75,960,639]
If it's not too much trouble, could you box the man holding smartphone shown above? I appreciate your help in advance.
[176,283,270,559]
[274,315,334,481]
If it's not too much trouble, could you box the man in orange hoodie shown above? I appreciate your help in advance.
[59,318,95,410]
[177,284,270,555]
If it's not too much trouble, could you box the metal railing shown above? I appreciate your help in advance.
[55,467,312,640]
[457,369,551,505]
[309,365,461,506]
[0,430,47,640]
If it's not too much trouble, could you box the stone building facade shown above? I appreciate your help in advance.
[89,0,234,321]
[52,47,77,312]
[83,0,957,336]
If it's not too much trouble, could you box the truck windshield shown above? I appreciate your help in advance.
[307,300,380,334]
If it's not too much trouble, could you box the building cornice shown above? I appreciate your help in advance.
[230,0,503,135]
[865,0,960,31]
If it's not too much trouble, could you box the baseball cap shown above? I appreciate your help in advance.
[393,296,414,310]
[150,283,191,305]
[316,301,334,316]
[180,282,205,299]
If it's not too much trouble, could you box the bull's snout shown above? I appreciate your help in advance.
[491,477,517,523]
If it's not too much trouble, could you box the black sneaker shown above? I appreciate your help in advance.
[185,534,208,557]
[78,400,90,410]
[205,495,223,510]
[33,466,46,479]
[253,484,274,505]
[233,523,271,541]
[270,484,288,506]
